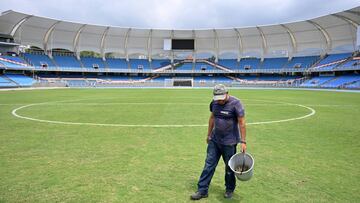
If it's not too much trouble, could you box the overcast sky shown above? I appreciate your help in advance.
[0,0,359,29]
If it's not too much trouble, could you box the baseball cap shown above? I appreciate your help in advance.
[213,84,228,101]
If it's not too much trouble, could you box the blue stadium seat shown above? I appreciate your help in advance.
[4,74,35,87]
[194,62,216,71]
[0,75,17,87]
[53,55,82,69]
[151,59,171,69]
[81,57,106,69]
[23,53,56,68]
[218,59,238,70]
[176,63,194,71]
[239,58,261,69]
[0,56,29,68]
[317,53,352,66]
[261,58,288,69]
[105,58,128,69]
[284,56,320,69]
[129,59,150,70]
[300,76,335,87]
[321,75,360,88]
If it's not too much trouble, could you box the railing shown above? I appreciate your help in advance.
[37,77,306,88]
[1,63,360,73]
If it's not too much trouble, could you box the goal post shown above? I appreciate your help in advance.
[164,78,193,87]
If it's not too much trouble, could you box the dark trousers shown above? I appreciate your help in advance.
[197,140,237,194]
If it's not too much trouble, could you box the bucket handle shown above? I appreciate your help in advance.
[240,152,246,175]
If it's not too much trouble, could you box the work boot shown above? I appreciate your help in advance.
[224,191,233,199]
[190,191,208,200]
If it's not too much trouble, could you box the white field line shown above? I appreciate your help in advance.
[11,100,316,127]
[2,103,356,107]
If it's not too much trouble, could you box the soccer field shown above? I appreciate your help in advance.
[0,88,359,202]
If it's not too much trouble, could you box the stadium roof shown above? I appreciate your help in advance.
[0,7,359,60]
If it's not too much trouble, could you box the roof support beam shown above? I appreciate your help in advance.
[43,21,61,56]
[331,14,359,28]
[124,28,131,61]
[280,24,297,60]
[213,29,219,63]
[256,26,267,61]
[10,15,33,37]
[170,30,174,63]
[234,28,244,62]
[344,10,360,16]
[147,29,153,62]
[331,14,359,50]
[73,24,87,59]
[307,20,331,55]
[100,26,110,61]
[192,30,196,62]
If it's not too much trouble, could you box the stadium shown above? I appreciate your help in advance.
[0,1,359,202]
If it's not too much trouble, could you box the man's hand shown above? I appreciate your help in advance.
[206,136,211,144]
[241,143,246,153]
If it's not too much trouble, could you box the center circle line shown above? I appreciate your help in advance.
[11,99,316,127]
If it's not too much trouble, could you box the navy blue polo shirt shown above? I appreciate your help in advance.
[209,96,245,145]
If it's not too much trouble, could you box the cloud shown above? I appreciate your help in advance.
[0,0,359,29]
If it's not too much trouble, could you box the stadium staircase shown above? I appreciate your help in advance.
[0,56,30,67]
[310,53,353,71]
[200,60,233,72]
[333,56,357,71]
[19,55,32,66]
[78,58,85,69]
[310,55,327,68]
[0,75,17,87]
[281,59,291,69]
[226,75,242,82]
[153,62,179,72]
[311,58,349,71]
[319,77,339,87]
[48,54,60,68]
[103,59,110,69]
[2,75,20,86]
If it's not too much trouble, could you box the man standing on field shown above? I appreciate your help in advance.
[190,84,247,200]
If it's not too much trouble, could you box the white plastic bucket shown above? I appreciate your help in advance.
[228,152,254,181]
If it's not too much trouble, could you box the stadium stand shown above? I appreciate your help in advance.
[261,57,288,69]
[129,59,151,70]
[81,57,106,69]
[217,59,238,70]
[345,80,360,89]
[321,75,360,88]
[105,58,128,69]
[0,55,29,68]
[149,76,171,82]
[194,62,217,71]
[151,59,171,69]
[317,53,352,66]
[52,55,82,69]
[283,56,319,70]
[336,57,360,70]
[312,53,353,71]
[238,75,300,81]
[0,75,17,87]
[239,58,261,70]
[0,8,359,90]
[3,74,35,87]
[193,76,233,83]
[300,76,336,87]
[23,53,56,68]
[176,63,194,71]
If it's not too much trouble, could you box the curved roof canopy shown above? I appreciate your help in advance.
[0,7,359,60]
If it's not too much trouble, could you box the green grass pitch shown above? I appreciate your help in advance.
[0,88,359,202]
